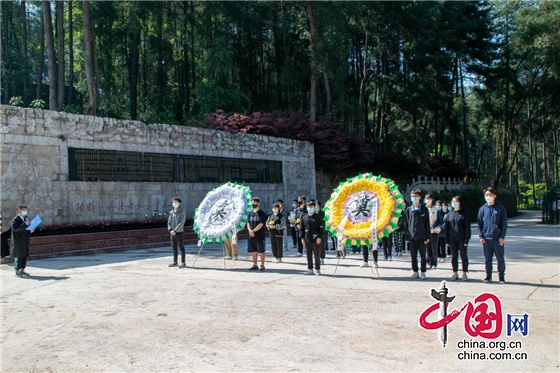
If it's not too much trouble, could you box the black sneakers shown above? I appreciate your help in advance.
[179,263,187,268]
[168,262,178,267]
[483,276,491,283]
[249,264,258,270]
[499,275,505,284]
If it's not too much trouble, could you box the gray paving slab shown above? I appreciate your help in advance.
[1,210,559,372]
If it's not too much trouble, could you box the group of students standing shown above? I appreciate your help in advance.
[399,186,509,283]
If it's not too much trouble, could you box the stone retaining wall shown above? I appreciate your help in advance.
[0,106,316,227]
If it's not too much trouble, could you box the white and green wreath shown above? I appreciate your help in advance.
[193,182,252,244]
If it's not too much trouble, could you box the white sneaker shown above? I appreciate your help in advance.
[360,262,370,268]
[410,272,420,279]
[277,258,282,263]
[373,262,379,268]
[225,256,232,260]
[271,259,278,263]
[420,272,427,280]
[451,273,459,281]
[304,269,314,275]
[462,273,469,281]
[232,256,238,261]
[320,258,324,265]
[315,270,321,276]
[294,253,303,257]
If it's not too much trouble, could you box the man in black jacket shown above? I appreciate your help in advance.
[400,189,431,280]
[300,201,324,275]
[294,196,307,257]
[11,205,34,277]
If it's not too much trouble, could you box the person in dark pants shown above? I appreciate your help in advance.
[11,205,34,277]
[445,196,471,281]
[477,187,508,283]
[247,197,268,270]
[381,234,393,261]
[289,199,298,249]
[359,241,379,268]
[315,201,327,265]
[425,193,441,269]
[399,189,431,280]
[266,203,286,263]
[1,216,11,258]
[168,197,187,268]
[436,201,447,262]
[300,201,324,275]
[294,197,307,257]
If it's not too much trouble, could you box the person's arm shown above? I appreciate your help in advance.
[12,217,27,232]
[424,206,431,242]
[167,213,173,232]
[173,210,186,232]
[477,207,485,241]
[499,206,508,239]
[276,214,286,231]
[252,211,265,233]
[464,212,471,244]
[444,214,450,245]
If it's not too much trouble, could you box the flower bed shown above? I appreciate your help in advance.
[33,218,194,237]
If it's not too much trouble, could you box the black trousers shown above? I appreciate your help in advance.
[297,229,304,254]
[410,239,427,273]
[15,257,28,270]
[437,237,446,258]
[426,233,439,267]
[483,239,506,278]
[320,233,327,259]
[171,233,185,263]
[291,227,297,246]
[381,236,393,258]
[306,241,321,270]
[362,246,378,263]
[449,238,469,272]
[270,236,284,258]
[1,230,10,257]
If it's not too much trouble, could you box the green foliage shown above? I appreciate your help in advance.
[29,99,46,109]
[429,189,519,220]
[9,96,24,107]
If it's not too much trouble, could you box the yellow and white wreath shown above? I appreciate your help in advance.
[323,173,404,247]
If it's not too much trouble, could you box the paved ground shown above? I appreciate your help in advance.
[1,210,559,372]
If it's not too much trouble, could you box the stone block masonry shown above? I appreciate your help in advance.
[0,106,316,226]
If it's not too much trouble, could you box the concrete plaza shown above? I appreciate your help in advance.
[1,210,559,372]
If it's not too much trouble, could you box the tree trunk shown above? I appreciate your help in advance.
[82,0,97,115]
[156,2,164,113]
[37,6,45,100]
[307,1,317,124]
[68,0,73,104]
[459,59,469,166]
[190,1,196,91]
[56,0,65,110]
[360,31,370,138]
[42,0,58,110]
[22,0,29,97]
[322,60,332,117]
[205,3,214,82]
[128,7,140,120]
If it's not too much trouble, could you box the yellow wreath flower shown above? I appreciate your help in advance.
[323,173,404,247]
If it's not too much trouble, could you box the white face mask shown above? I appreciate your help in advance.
[485,196,494,203]
[173,202,179,208]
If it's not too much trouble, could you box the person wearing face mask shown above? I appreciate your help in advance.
[294,196,307,257]
[314,201,327,265]
[247,197,267,270]
[441,202,451,257]
[277,199,290,252]
[289,199,298,250]
[436,200,447,262]
[477,187,508,283]
[300,201,325,275]
[445,196,471,281]
[424,193,442,270]
[168,197,187,268]
[11,205,34,277]
[266,203,286,263]
[399,189,431,280]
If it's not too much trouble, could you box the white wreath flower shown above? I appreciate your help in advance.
[193,182,252,244]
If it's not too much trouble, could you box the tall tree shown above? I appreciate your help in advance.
[82,0,97,115]
[56,0,64,110]
[307,1,318,123]
[42,0,58,110]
